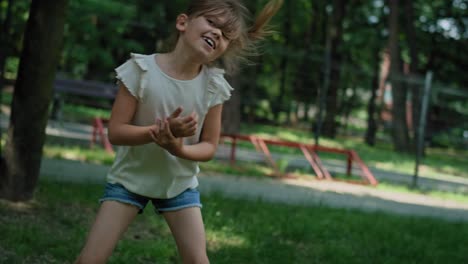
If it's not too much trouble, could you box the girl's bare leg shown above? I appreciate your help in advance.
[74,201,139,264]
[163,207,209,264]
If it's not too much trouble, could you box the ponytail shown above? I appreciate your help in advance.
[248,0,283,41]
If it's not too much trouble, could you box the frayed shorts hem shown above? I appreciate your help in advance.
[99,182,202,214]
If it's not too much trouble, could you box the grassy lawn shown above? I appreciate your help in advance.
[1,180,467,264]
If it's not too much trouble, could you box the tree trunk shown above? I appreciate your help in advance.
[388,0,410,152]
[0,0,68,201]
[309,2,327,134]
[404,0,420,147]
[365,49,381,146]
[273,0,291,124]
[323,0,347,138]
[244,56,264,125]
[221,76,240,134]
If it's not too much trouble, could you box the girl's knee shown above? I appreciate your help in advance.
[74,252,108,264]
[182,252,209,264]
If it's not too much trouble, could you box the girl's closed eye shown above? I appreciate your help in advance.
[206,18,216,27]
[222,32,231,41]
[206,17,230,40]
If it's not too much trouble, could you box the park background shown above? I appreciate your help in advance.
[0,0,467,263]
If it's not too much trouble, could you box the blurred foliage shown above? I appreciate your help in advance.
[1,0,467,149]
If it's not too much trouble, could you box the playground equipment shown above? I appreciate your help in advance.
[91,117,378,186]
[220,134,378,186]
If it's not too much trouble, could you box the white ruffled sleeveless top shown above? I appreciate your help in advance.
[107,53,233,198]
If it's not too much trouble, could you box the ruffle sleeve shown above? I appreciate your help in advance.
[114,53,148,100]
[206,67,234,108]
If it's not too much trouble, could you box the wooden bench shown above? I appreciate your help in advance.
[51,78,118,120]
[50,79,118,152]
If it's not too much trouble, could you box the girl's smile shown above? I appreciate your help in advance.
[202,36,216,49]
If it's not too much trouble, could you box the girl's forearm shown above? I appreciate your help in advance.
[108,124,155,146]
[170,142,218,162]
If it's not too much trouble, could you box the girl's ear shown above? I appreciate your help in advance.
[176,14,189,32]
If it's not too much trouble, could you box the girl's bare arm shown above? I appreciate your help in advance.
[150,104,222,162]
[107,84,156,146]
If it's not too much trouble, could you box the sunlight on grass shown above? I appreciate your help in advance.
[377,182,468,203]
[43,145,115,165]
[62,104,111,122]
[374,161,415,172]
[207,228,249,251]
[277,131,305,142]
[201,160,274,178]
[0,199,37,213]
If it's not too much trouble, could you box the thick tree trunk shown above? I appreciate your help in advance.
[388,0,410,152]
[323,0,347,138]
[0,0,68,201]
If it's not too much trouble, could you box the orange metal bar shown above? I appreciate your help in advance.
[91,117,114,154]
[256,137,280,175]
[307,147,333,180]
[230,137,237,166]
[346,153,352,176]
[300,145,324,179]
[249,135,262,153]
[219,133,377,185]
[247,135,280,176]
[350,150,378,186]
[90,118,98,148]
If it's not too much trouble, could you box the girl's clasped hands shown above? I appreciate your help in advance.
[149,106,199,155]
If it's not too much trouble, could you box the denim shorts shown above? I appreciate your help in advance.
[99,182,202,214]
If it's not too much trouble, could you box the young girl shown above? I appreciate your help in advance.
[75,0,281,263]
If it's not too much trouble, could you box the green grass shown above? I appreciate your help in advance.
[62,104,111,123]
[376,181,468,203]
[1,180,467,263]
[43,144,115,165]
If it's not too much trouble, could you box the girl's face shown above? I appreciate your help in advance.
[177,13,233,62]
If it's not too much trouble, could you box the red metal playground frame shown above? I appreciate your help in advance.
[220,134,378,186]
[91,117,378,186]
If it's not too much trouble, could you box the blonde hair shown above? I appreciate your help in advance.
[182,0,283,74]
